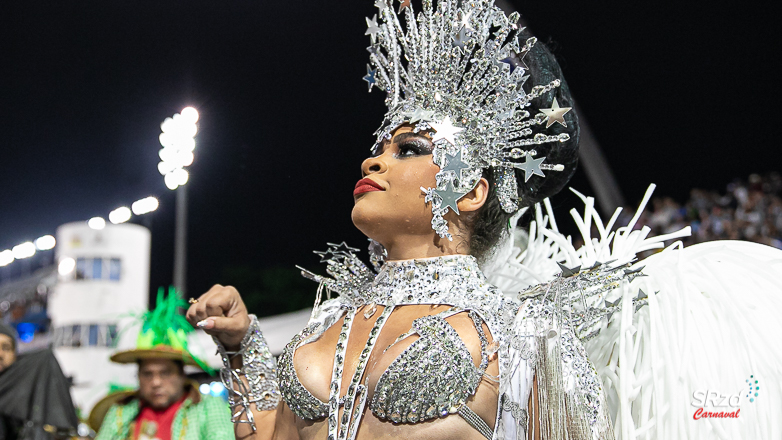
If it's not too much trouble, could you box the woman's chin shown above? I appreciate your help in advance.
[351,204,382,237]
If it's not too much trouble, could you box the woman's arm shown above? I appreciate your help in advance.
[187,285,299,440]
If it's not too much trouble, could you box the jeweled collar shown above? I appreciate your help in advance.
[365,254,504,311]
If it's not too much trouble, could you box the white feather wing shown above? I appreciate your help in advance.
[483,184,782,440]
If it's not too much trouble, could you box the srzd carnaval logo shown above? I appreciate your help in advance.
[690,375,760,420]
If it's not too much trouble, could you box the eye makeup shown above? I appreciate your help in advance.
[369,131,434,158]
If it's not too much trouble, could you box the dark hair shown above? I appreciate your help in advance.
[469,29,580,261]
[0,322,17,352]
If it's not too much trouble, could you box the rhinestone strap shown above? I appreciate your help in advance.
[458,405,493,439]
[339,304,395,440]
[216,314,281,432]
[327,306,357,440]
[468,310,490,372]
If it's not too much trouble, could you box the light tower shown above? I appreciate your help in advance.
[158,107,198,295]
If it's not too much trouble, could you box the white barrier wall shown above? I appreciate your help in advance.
[49,222,151,414]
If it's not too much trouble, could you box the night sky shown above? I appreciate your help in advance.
[1,1,779,301]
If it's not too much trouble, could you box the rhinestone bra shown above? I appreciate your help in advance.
[278,255,508,431]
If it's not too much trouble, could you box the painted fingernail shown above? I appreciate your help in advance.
[197,319,209,329]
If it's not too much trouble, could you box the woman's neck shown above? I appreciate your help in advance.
[382,233,469,261]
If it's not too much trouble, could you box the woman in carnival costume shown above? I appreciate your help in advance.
[187,1,782,439]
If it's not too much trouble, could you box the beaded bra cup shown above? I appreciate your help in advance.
[278,255,508,428]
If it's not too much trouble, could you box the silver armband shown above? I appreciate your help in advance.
[215,314,281,431]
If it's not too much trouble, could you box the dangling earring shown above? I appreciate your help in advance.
[368,239,387,272]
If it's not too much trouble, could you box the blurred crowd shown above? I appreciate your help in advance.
[636,173,782,250]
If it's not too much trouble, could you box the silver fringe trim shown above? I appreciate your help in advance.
[527,308,614,440]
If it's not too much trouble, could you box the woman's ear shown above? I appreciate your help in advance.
[457,177,489,213]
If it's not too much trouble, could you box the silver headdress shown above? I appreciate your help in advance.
[364,0,574,239]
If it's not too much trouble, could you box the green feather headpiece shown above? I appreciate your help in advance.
[110,286,214,374]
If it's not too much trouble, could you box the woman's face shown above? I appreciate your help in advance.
[351,125,440,245]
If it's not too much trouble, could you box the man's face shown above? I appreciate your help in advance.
[138,359,186,410]
[0,334,16,373]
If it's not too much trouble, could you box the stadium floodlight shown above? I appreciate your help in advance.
[12,242,36,259]
[0,250,14,267]
[158,107,199,296]
[132,197,159,215]
[35,235,56,250]
[88,217,106,230]
[158,107,198,191]
[109,206,132,224]
[58,257,76,276]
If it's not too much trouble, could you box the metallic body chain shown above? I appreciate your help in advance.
[216,314,281,431]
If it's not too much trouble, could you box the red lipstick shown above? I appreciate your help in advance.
[354,178,384,196]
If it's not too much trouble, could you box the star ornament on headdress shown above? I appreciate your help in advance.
[430,116,464,145]
[404,107,436,124]
[452,26,470,50]
[499,50,528,75]
[459,10,474,30]
[374,0,388,12]
[441,149,471,180]
[519,153,546,182]
[540,98,573,128]
[434,180,469,215]
[397,0,411,14]
[365,14,381,43]
[367,45,380,56]
[362,64,377,92]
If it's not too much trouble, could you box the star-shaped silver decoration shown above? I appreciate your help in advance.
[313,250,330,263]
[404,107,435,124]
[430,116,464,145]
[374,0,387,12]
[519,153,546,182]
[459,10,474,30]
[604,298,621,322]
[329,241,360,254]
[540,98,573,128]
[434,180,468,214]
[499,51,528,74]
[624,266,644,276]
[365,14,381,43]
[452,26,470,50]
[634,293,649,312]
[314,241,361,263]
[441,149,471,179]
[397,0,411,13]
[588,261,604,271]
[362,64,377,92]
[557,262,581,278]
[367,45,380,56]
[624,266,646,282]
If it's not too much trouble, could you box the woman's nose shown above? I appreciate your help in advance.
[361,155,388,177]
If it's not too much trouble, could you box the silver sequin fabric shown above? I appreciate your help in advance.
[279,253,618,440]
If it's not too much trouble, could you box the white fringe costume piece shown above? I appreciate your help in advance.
[484,184,782,440]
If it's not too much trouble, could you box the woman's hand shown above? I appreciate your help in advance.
[186,284,251,350]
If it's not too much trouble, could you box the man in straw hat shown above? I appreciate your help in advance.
[92,289,233,440]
